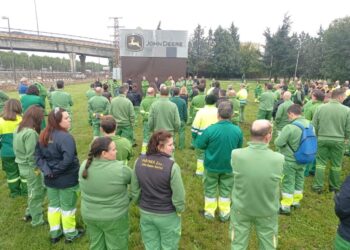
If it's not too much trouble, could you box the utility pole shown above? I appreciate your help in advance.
[33,0,40,35]
[108,17,123,81]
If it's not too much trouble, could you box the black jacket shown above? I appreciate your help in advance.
[335,175,350,242]
[36,130,79,189]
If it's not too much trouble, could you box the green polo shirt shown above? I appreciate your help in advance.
[195,120,243,173]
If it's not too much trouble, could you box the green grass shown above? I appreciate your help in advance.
[0,81,349,249]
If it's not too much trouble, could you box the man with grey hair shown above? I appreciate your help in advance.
[196,101,243,221]
[230,119,284,249]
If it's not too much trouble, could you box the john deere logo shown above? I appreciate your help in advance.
[126,34,144,51]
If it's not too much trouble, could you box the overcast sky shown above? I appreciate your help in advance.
[1,0,349,63]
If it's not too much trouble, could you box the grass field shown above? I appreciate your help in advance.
[0,81,349,249]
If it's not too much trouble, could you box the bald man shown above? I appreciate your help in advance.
[140,87,156,154]
[230,120,284,250]
[275,91,293,134]
[88,86,110,138]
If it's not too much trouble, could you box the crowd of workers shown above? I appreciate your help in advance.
[0,75,350,249]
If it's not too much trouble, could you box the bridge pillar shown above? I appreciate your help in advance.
[69,53,76,73]
[79,54,86,73]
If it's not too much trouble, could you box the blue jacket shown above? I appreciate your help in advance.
[335,175,350,242]
[35,130,79,188]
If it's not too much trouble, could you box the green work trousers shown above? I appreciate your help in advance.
[281,161,305,209]
[47,185,79,239]
[195,149,205,175]
[134,107,140,126]
[313,140,345,191]
[257,109,272,120]
[84,213,129,250]
[116,125,134,144]
[239,104,246,123]
[91,118,101,137]
[140,211,181,250]
[204,171,234,220]
[335,233,350,250]
[230,210,278,250]
[2,157,26,197]
[304,159,316,176]
[177,121,186,150]
[18,164,46,226]
[143,121,151,143]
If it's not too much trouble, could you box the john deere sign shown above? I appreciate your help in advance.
[120,29,188,58]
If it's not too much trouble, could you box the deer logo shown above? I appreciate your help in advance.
[126,34,144,51]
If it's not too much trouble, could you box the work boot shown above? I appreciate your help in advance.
[65,228,85,244]
[279,207,291,216]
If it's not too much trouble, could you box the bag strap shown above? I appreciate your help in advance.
[286,121,304,153]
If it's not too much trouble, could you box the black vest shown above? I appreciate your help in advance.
[135,153,175,213]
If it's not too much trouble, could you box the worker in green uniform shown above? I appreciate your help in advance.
[33,77,48,113]
[189,83,206,125]
[236,84,248,123]
[141,76,150,97]
[312,88,350,193]
[110,85,135,143]
[227,89,240,126]
[0,99,24,197]
[170,87,188,150]
[148,86,180,136]
[275,91,293,135]
[0,90,9,114]
[192,95,218,176]
[88,87,110,138]
[257,83,275,120]
[49,80,73,129]
[14,106,46,226]
[275,104,310,215]
[254,81,263,102]
[230,120,284,250]
[100,116,133,165]
[20,85,45,112]
[108,78,121,97]
[186,76,193,100]
[86,83,96,100]
[131,130,185,250]
[79,137,131,250]
[140,87,156,154]
[303,89,325,176]
[196,102,243,221]
[36,108,84,244]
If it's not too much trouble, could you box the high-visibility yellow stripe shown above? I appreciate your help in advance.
[7,177,20,183]
[204,197,217,217]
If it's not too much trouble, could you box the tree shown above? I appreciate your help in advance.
[212,26,240,78]
[263,14,298,80]
[187,25,209,75]
[321,17,350,82]
[239,42,264,78]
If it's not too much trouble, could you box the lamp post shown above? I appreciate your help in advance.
[294,38,303,80]
[33,0,40,35]
[2,16,16,84]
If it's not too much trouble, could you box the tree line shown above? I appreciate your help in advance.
[0,52,104,73]
[187,15,350,82]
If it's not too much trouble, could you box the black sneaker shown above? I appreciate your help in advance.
[329,187,339,193]
[279,207,291,216]
[65,229,85,244]
[23,215,32,222]
[312,188,323,194]
[50,234,63,244]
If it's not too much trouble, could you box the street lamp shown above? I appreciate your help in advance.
[2,16,16,84]
[33,0,40,35]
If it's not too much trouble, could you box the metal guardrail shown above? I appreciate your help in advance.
[0,26,114,46]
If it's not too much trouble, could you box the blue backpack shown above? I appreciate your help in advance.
[288,121,317,164]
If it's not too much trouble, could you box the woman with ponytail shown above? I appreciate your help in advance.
[79,136,132,250]
[13,105,46,226]
[35,107,83,244]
